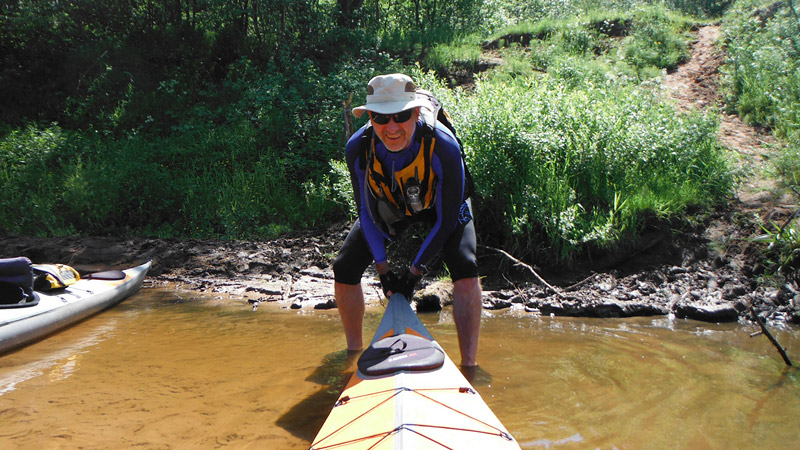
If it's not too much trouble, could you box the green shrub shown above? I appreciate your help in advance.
[484,6,696,89]
[0,120,341,238]
[329,159,357,219]
[558,23,599,55]
[722,1,800,135]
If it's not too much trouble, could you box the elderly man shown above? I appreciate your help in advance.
[332,73,482,367]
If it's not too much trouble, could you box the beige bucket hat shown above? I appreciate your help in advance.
[352,73,431,118]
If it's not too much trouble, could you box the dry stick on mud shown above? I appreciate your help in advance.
[502,273,527,299]
[481,245,567,299]
[750,305,794,366]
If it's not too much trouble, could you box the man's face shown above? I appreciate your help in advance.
[370,108,419,152]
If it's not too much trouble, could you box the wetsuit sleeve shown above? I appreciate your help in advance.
[345,129,388,265]
[413,127,466,269]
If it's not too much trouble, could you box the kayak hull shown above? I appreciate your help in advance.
[0,261,151,355]
[311,293,520,449]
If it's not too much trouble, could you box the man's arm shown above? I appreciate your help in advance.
[411,127,466,271]
[345,128,389,266]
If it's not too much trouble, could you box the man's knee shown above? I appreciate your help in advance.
[448,256,478,282]
[333,253,362,285]
[453,276,481,295]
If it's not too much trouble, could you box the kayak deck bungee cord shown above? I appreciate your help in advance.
[311,292,520,449]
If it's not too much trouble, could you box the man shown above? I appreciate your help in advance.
[332,73,482,367]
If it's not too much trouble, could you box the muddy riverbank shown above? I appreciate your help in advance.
[0,207,797,326]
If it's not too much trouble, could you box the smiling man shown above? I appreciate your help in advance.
[332,73,482,367]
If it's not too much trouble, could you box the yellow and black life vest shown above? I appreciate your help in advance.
[364,126,438,216]
[357,90,473,227]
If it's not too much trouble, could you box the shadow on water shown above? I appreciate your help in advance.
[746,365,800,430]
[460,363,494,386]
[276,349,361,442]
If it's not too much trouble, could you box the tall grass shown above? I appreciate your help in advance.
[423,43,484,73]
[411,70,733,264]
[721,0,800,158]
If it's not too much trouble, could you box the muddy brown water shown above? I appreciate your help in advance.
[1,286,798,449]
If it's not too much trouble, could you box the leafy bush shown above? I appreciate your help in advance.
[329,160,357,219]
[1,118,343,238]
[558,23,599,55]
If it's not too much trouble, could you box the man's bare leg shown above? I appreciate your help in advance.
[453,277,482,367]
[335,281,365,351]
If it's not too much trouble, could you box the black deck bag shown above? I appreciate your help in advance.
[0,257,37,307]
[358,333,445,376]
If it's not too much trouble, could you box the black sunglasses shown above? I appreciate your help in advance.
[370,109,414,125]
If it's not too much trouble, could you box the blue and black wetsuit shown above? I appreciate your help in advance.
[333,119,478,284]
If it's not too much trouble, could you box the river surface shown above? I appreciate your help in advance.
[1,286,798,449]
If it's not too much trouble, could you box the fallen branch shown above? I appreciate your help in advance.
[481,245,567,299]
[564,272,597,292]
[750,305,793,367]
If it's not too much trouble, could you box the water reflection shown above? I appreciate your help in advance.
[0,321,118,396]
[0,286,797,449]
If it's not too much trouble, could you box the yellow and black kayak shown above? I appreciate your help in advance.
[311,293,520,449]
[0,260,151,355]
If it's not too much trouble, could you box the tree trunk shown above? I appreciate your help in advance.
[338,0,364,27]
[238,0,250,38]
[252,0,262,44]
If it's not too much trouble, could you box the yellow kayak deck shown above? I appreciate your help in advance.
[311,293,520,449]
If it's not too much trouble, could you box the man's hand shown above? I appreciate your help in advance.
[378,270,400,298]
[395,269,422,299]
